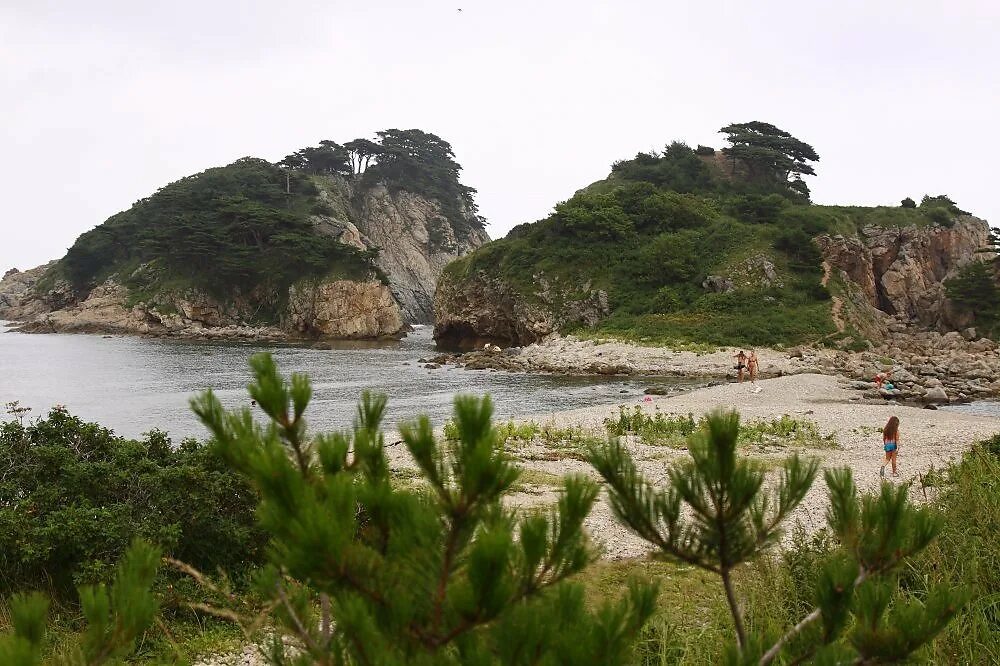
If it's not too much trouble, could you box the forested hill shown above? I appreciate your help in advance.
[26,129,487,330]
[435,122,992,348]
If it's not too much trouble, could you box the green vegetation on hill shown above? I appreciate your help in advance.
[280,128,486,236]
[445,122,964,347]
[56,129,483,322]
[62,157,375,316]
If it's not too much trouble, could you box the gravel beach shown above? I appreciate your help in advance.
[508,372,1000,559]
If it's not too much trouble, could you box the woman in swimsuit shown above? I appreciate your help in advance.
[881,415,900,478]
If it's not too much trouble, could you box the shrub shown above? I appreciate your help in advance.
[946,262,1000,336]
[774,227,823,267]
[694,145,715,156]
[925,207,954,226]
[726,193,788,225]
[0,541,161,666]
[0,407,263,596]
[901,197,916,208]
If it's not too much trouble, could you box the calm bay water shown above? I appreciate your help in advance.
[0,323,693,440]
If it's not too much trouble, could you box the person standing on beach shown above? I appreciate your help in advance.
[880,416,900,478]
[734,350,747,383]
[747,350,760,392]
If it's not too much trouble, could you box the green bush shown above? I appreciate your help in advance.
[0,541,161,666]
[725,193,788,225]
[0,407,263,597]
[926,207,954,226]
[901,197,916,208]
[946,262,1000,337]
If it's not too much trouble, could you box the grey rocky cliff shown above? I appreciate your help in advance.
[0,262,58,320]
[434,269,609,348]
[816,215,992,332]
[312,176,489,323]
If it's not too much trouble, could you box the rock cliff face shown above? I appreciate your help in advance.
[287,279,402,338]
[434,269,609,348]
[0,263,58,321]
[312,176,489,323]
[8,274,404,340]
[816,215,991,331]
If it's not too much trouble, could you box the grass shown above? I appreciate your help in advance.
[901,437,1000,663]
[604,406,836,450]
[592,297,836,348]
[576,559,733,666]
[0,600,248,664]
[444,418,595,462]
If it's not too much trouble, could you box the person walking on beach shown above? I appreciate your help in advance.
[747,350,760,392]
[880,416,900,478]
[734,350,748,383]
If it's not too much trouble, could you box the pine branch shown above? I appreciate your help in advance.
[759,569,869,665]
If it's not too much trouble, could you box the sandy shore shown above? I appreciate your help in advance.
[498,373,1000,559]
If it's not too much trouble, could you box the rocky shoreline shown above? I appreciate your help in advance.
[430,327,1000,405]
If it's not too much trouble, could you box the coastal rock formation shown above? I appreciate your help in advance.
[287,278,403,338]
[0,262,56,320]
[314,177,489,323]
[814,323,1000,403]
[434,269,609,348]
[2,173,484,339]
[14,275,404,340]
[816,215,991,331]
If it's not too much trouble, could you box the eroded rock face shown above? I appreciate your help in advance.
[12,275,403,340]
[313,177,490,323]
[817,215,991,330]
[0,262,57,321]
[17,280,167,334]
[433,269,609,348]
[287,279,403,338]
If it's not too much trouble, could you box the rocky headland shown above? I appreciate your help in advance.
[1,133,489,341]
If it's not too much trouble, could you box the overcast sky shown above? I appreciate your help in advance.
[2,0,998,271]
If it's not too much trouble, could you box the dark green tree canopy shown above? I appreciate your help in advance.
[720,121,820,195]
[278,140,351,175]
[63,157,374,311]
[284,129,484,230]
[343,138,382,174]
[610,141,715,193]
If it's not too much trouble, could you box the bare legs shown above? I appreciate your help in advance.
[881,450,898,477]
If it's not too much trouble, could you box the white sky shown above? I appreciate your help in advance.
[2,0,998,271]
